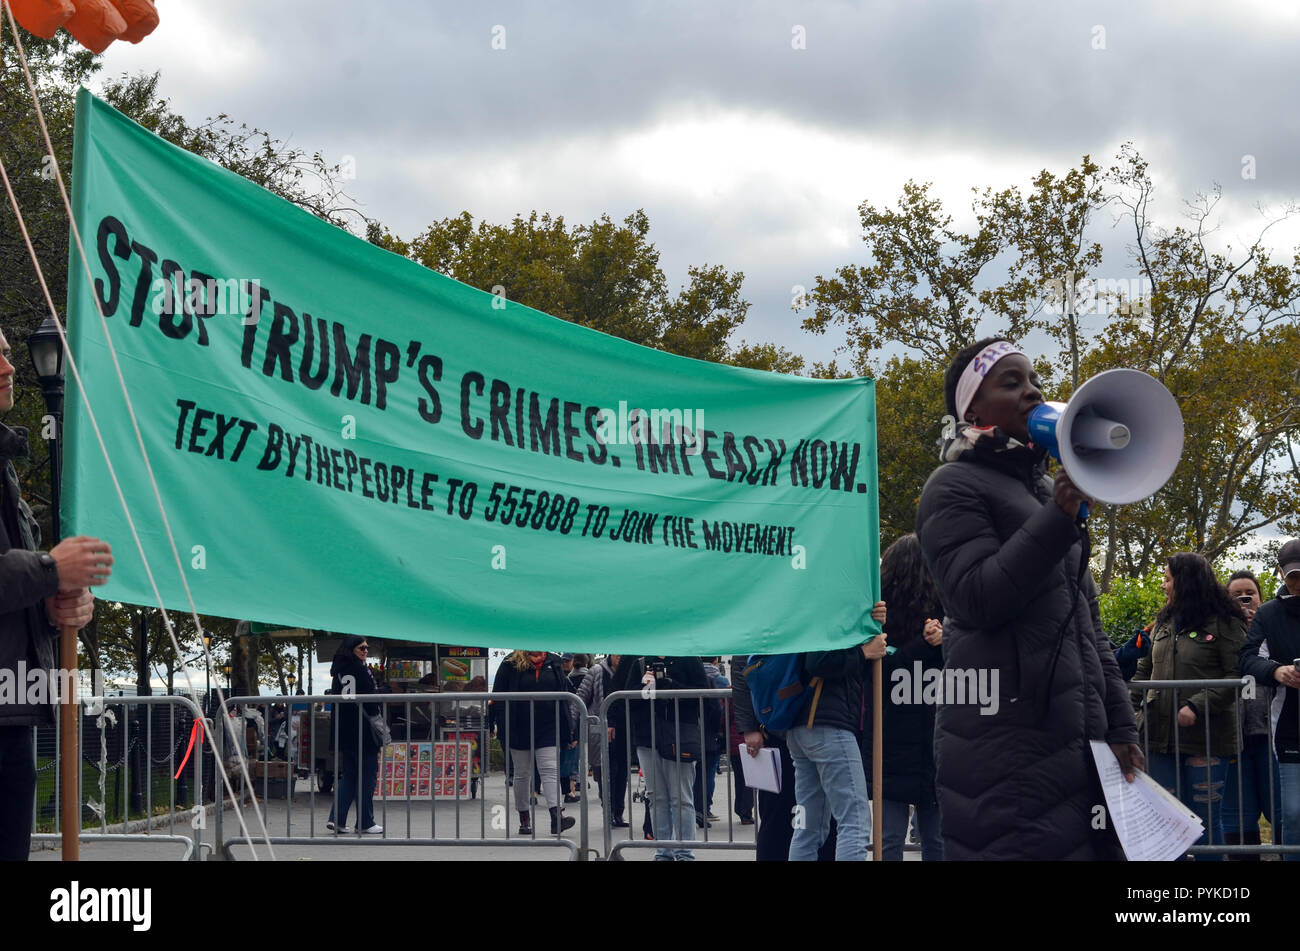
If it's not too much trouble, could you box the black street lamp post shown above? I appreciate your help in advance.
[203,634,211,716]
[26,315,64,539]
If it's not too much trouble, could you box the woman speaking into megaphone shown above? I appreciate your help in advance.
[916,337,1144,861]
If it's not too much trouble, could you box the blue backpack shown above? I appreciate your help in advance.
[743,654,824,732]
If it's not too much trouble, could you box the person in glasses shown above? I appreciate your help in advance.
[1240,540,1300,862]
[327,636,383,834]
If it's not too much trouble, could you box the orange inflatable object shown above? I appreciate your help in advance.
[108,0,157,43]
[7,0,77,38]
[63,0,126,52]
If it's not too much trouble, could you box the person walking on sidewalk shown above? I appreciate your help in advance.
[327,636,384,835]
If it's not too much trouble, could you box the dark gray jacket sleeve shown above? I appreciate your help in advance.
[731,662,759,733]
[1240,609,1280,685]
[917,466,1081,631]
[0,548,59,614]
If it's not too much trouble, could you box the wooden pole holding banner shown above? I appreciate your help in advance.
[60,623,78,860]
[872,655,883,862]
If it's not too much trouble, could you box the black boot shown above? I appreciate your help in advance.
[518,810,532,835]
[550,806,575,833]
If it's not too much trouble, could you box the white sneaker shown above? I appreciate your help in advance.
[326,821,351,833]
[363,824,384,834]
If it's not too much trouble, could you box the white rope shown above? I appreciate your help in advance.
[1,3,275,859]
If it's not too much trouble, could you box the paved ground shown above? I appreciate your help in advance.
[31,765,774,861]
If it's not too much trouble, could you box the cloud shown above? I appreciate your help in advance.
[96,0,1300,363]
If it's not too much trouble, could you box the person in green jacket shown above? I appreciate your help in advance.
[1132,552,1247,858]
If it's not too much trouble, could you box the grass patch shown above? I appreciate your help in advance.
[34,756,195,832]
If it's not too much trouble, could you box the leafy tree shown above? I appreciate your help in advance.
[724,341,806,374]
[980,156,1108,390]
[371,209,754,363]
[800,180,1008,364]
[1090,147,1300,580]
[800,148,1300,586]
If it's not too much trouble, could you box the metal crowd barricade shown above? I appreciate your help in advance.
[217,691,591,860]
[30,695,205,860]
[1131,676,1298,859]
[598,687,754,860]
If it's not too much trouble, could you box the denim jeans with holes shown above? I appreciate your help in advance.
[1147,751,1227,860]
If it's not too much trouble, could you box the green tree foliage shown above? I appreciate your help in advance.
[1096,561,1280,645]
[724,341,806,374]
[800,147,1300,582]
[1096,567,1165,645]
[801,180,1006,363]
[370,209,757,363]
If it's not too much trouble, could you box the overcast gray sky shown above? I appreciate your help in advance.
[98,0,1300,367]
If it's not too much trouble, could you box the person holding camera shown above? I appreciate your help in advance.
[1240,540,1300,862]
[1222,570,1278,858]
[612,654,708,860]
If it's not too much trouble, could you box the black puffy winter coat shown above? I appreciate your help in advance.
[916,438,1138,861]
[799,647,868,734]
[0,425,61,728]
[609,655,708,758]
[329,656,381,755]
[861,634,943,806]
[490,654,574,751]
[1240,592,1300,763]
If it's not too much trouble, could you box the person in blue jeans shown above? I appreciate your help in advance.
[787,601,887,862]
[1240,539,1300,862]
[1134,553,1247,860]
[629,655,708,860]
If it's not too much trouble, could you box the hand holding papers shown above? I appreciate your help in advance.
[738,743,781,794]
[1089,741,1205,861]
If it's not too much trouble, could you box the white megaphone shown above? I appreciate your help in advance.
[1026,368,1184,519]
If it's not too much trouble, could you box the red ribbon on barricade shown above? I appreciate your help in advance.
[175,717,205,780]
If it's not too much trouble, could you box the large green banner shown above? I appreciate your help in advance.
[64,89,879,655]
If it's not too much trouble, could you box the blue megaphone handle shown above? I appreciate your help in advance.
[1027,403,1089,521]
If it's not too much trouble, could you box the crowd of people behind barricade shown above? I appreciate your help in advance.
[542,544,1297,864]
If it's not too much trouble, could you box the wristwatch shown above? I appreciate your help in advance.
[38,551,59,584]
